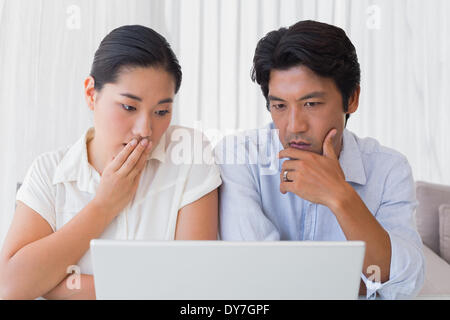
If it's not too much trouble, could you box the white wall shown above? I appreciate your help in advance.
[1,0,449,245]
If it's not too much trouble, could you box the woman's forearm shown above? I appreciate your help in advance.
[1,201,113,299]
[42,274,96,300]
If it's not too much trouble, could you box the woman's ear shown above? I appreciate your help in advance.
[347,85,360,115]
[84,76,97,111]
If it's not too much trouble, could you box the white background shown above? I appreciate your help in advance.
[1,0,449,245]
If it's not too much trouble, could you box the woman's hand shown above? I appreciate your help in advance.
[93,138,152,221]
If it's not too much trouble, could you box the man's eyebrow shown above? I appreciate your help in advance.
[297,91,326,101]
[267,92,326,102]
[267,95,286,102]
[120,93,142,102]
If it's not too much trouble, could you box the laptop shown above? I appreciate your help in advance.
[90,240,365,300]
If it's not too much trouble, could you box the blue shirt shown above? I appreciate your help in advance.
[215,122,425,299]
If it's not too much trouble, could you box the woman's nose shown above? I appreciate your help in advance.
[133,116,152,139]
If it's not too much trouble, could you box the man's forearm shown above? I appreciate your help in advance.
[42,274,96,300]
[329,183,391,283]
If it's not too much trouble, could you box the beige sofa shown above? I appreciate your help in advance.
[415,181,450,298]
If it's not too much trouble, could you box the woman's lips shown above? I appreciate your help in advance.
[123,137,146,145]
[122,138,141,146]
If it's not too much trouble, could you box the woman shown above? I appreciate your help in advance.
[0,25,221,299]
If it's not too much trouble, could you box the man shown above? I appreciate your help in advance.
[215,20,424,299]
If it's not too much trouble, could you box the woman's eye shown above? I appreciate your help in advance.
[122,104,136,111]
[155,110,170,117]
[271,104,286,111]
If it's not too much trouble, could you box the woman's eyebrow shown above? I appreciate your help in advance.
[157,98,173,104]
[120,93,142,102]
[119,94,173,105]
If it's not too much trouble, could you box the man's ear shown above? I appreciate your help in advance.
[84,76,97,111]
[347,85,360,115]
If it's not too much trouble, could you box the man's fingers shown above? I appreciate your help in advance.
[280,169,298,181]
[322,128,337,159]
[280,171,298,194]
[281,160,302,172]
[278,148,313,160]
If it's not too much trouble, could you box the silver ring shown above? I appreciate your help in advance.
[283,170,291,182]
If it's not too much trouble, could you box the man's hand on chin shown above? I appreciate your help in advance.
[278,128,348,208]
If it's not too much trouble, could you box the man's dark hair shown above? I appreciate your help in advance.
[90,25,182,93]
[251,20,360,123]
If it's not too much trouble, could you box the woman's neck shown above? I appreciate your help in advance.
[86,136,108,176]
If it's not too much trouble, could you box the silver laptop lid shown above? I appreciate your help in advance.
[90,240,365,300]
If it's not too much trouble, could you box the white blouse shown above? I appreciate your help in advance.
[16,125,222,274]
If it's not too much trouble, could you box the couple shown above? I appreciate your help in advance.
[0,21,424,300]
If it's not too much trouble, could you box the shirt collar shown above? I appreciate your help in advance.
[52,127,167,192]
[150,132,167,163]
[339,128,367,185]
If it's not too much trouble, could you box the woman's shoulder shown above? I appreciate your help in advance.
[26,144,72,179]
[163,125,215,164]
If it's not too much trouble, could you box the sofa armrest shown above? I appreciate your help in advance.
[418,245,450,296]
[415,181,450,255]
[439,204,450,264]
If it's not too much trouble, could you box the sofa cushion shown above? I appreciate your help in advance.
[419,245,450,296]
[439,204,450,264]
[416,181,450,255]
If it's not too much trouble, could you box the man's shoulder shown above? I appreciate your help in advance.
[349,130,408,164]
[214,122,278,153]
[346,130,412,185]
[214,123,281,178]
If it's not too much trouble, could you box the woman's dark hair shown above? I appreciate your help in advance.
[90,25,182,93]
[251,20,360,123]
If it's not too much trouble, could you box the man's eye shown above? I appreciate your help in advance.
[304,102,320,107]
[122,104,136,111]
[155,110,170,117]
[271,104,286,110]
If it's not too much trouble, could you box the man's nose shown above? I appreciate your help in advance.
[286,106,308,133]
